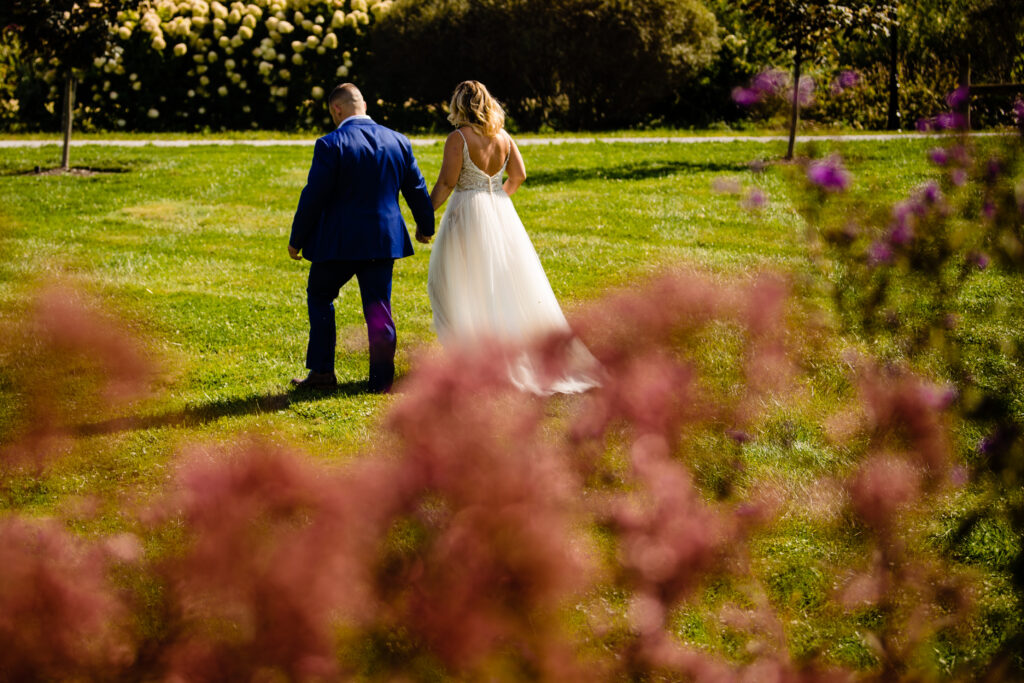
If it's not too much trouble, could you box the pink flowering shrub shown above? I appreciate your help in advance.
[0,284,151,471]
[0,266,986,680]
[0,517,135,680]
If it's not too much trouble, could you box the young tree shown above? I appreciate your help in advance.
[741,0,893,158]
[0,0,126,170]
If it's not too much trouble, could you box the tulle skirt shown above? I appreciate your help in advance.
[427,188,600,395]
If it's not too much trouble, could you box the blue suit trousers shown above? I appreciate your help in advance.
[305,259,396,392]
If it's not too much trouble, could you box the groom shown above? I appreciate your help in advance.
[288,83,434,392]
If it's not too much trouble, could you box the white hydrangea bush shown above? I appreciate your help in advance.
[79,0,392,129]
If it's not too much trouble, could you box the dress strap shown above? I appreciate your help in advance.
[456,128,468,146]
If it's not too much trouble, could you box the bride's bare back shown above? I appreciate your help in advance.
[429,126,527,210]
[458,126,507,176]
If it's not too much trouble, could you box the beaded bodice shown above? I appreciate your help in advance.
[455,132,508,193]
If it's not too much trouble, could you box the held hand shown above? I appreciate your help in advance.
[288,244,302,261]
[415,231,432,245]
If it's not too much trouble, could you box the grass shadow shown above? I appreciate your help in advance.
[74,380,371,436]
[526,159,753,186]
[1,166,133,177]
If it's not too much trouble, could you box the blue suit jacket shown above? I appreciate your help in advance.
[289,118,434,262]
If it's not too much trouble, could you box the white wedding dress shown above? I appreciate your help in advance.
[427,131,600,395]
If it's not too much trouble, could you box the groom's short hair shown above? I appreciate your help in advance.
[329,83,364,108]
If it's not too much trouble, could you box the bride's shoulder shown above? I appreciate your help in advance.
[441,129,465,157]
[446,127,470,143]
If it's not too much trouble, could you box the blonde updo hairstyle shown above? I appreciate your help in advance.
[447,80,505,138]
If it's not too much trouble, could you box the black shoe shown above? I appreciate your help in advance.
[290,371,338,390]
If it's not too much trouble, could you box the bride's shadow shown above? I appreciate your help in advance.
[74,380,369,437]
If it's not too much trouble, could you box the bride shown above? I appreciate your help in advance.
[425,80,599,395]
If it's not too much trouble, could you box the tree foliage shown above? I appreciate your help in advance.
[0,0,128,73]
[0,0,128,167]
[368,0,721,130]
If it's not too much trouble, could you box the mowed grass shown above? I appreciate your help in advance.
[0,135,1019,673]
[0,137,823,465]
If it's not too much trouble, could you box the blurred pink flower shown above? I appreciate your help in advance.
[0,518,133,680]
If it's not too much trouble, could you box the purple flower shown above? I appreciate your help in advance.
[916,117,933,132]
[831,70,861,95]
[752,68,788,96]
[731,86,760,107]
[742,187,767,211]
[868,241,893,265]
[928,147,949,166]
[887,203,918,244]
[888,221,913,246]
[983,201,996,220]
[918,181,943,206]
[946,86,969,110]
[951,168,968,186]
[807,154,851,192]
[977,429,1009,456]
[892,199,920,227]
[935,112,968,131]
[968,251,990,270]
[925,384,958,410]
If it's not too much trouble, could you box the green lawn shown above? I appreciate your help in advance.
[0,137,827,466]
[0,135,1020,675]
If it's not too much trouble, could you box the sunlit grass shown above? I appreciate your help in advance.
[1,135,1020,673]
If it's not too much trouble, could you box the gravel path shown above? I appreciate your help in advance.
[0,131,1007,149]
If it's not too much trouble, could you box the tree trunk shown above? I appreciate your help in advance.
[959,53,971,131]
[786,41,802,161]
[886,23,901,130]
[61,71,76,171]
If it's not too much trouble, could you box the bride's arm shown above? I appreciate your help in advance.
[503,135,526,196]
[429,132,463,210]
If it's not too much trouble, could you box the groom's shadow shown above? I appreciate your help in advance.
[73,380,369,437]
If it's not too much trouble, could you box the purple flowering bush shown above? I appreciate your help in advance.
[775,99,1024,673]
[732,67,816,121]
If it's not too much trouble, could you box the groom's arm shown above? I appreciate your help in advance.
[289,137,338,256]
[399,141,435,241]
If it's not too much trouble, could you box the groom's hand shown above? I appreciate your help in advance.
[288,244,302,260]
[415,230,431,245]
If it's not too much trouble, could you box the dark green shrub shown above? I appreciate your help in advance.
[368,0,720,131]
